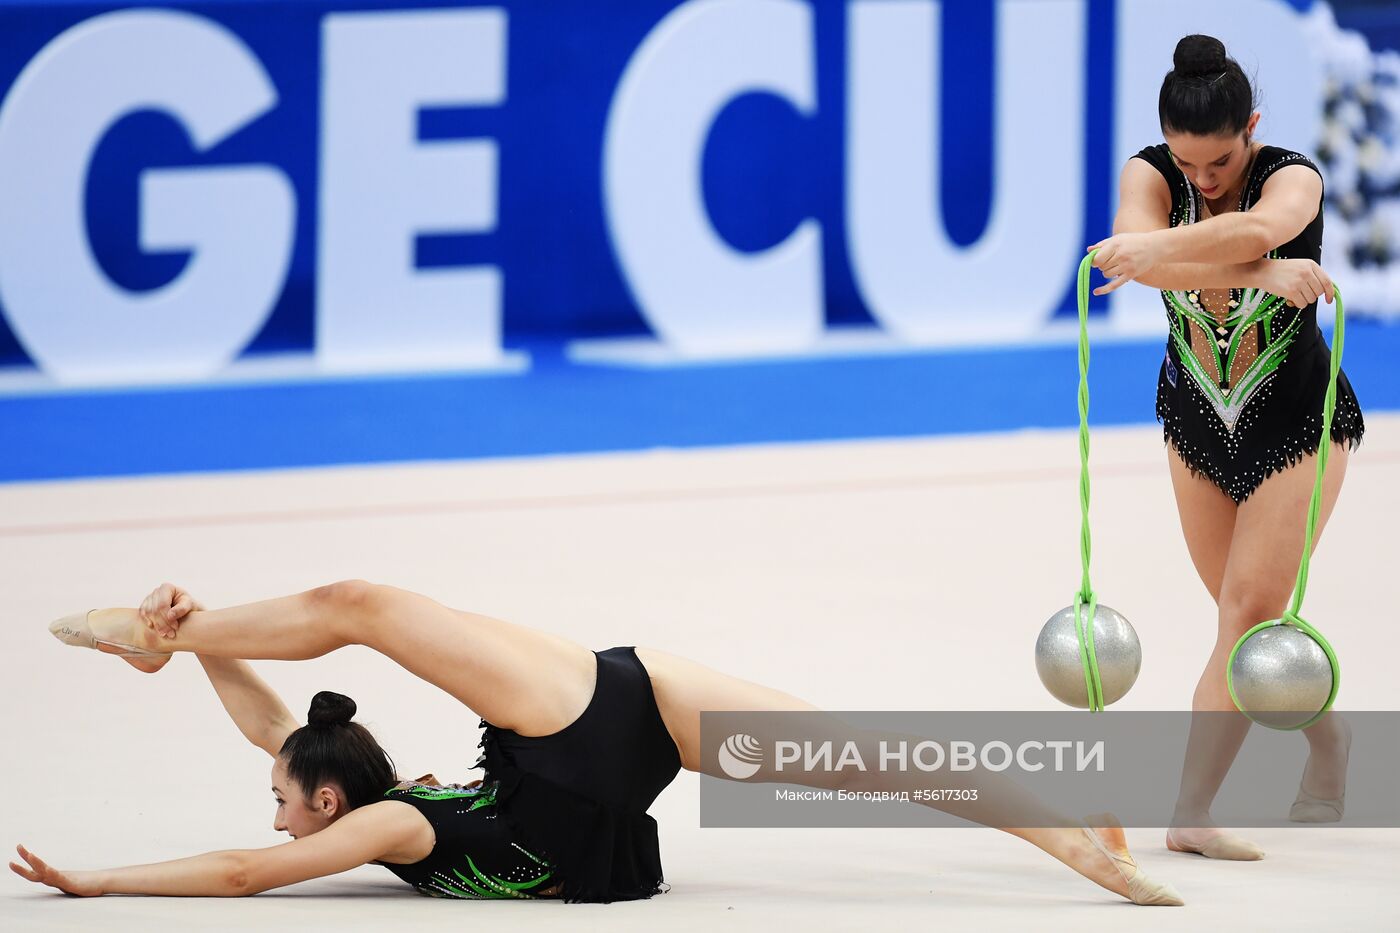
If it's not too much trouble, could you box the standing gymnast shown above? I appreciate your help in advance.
[1090,34,1364,859]
[19,580,1180,905]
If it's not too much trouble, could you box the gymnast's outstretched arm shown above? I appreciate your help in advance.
[10,800,424,897]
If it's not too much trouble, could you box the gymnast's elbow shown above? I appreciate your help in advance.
[219,852,254,896]
[223,851,276,896]
[1244,214,1288,259]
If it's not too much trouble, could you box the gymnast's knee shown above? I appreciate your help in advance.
[307,579,386,641]
[1215,586,1285,636]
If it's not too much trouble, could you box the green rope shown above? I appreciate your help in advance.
[1075,252,1104,712]
[1226,288,1345,730]
[1285,289,1345,621]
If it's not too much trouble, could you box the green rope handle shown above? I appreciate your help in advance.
[1226,287,1345,730]
[1075,252,1105,712]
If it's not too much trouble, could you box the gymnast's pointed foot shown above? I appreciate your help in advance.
[49,609,171,674]
[1072,814,1184,906]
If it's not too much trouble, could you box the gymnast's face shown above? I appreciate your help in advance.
[271,757,344,840]
[1164,112,1260,199]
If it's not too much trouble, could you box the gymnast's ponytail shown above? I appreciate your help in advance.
[1159,34,1257,137]
[278,691,398,811]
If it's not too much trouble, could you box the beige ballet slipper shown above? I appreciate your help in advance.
[1290,788,1345,823]
[1082,816,1185,907]
[1291,728,1350,823]
[49,609,171,673]
[1167,827,1265,860]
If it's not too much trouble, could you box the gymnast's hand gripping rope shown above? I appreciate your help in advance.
[1074,252,1105,712]
[1225,287,1346,730]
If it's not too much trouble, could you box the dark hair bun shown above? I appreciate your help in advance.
[307,690,357,727]
[1159,33,1254,136]
[1174,34,1227,78]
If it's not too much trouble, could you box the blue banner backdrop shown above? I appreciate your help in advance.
[0,0,1148,379]
[6,0,1394,486]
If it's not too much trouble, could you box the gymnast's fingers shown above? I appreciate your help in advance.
[150,583,179,637]
[140,592,162,634]
[15,845,50,881]
[140,588,160,631]
[171,595,193,619]
[1305,269,1324,303]
[10,860,40,883]
[1094,275,1129,296]
[1310,267,1332,304]
[11,845,41,882]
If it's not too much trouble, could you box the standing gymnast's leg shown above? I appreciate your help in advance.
[1166,445,1351,856]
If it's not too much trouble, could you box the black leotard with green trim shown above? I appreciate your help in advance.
[1133,143,1364,502]
[377,779,557,899]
